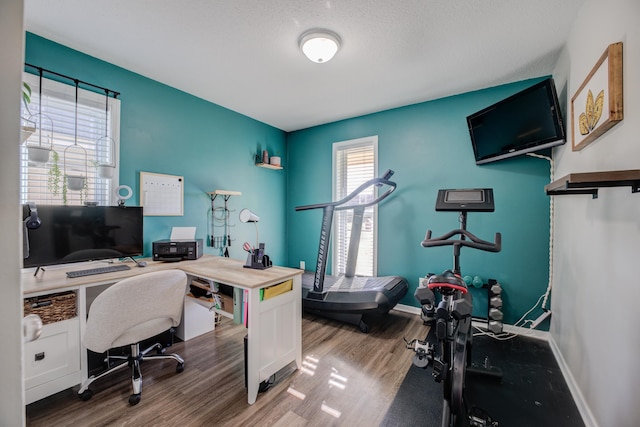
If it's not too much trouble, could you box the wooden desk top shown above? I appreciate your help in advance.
[22,255,302,296]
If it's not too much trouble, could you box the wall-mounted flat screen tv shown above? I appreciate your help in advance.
[467,78,566,165]
[22,205,144,268]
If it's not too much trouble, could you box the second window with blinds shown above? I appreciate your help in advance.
[332,136,378,277]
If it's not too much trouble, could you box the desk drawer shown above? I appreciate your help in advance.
[24,317,80,391]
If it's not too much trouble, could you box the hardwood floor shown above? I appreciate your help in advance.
[26,310,426,427]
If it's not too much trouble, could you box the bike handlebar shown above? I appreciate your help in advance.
[421,229,501,253]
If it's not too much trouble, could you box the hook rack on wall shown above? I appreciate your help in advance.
[207,190,241,257]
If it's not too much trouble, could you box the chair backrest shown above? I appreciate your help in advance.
[83,269,188,353]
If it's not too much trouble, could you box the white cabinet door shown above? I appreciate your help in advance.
[24,317,81,404]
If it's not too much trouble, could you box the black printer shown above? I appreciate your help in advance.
[152,239,203,261]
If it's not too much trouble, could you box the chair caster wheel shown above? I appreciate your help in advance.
[176,362,185,373]
[79,389,93,401]
[258,380,271,393]
[128,393,141,405]
[156,344,166,355]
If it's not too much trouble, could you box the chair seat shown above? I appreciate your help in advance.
[78,269,188,405]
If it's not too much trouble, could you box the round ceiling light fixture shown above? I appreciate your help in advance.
[299,29,341,63]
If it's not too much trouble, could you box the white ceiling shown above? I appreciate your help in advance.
[24,0,585,132]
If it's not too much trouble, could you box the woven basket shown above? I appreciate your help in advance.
[24,291,77,325]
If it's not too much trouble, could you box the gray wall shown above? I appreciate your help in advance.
[551,0,640,425]
[0,1,26,425]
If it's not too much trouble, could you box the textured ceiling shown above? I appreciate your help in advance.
[24,0,585,132]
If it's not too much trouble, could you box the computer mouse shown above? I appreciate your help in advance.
[137,260,147,267]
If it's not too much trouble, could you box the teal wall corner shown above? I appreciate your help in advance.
[25,31,555,327]
[286,78,555,325]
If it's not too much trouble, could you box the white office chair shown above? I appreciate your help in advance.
[77,269,188,405]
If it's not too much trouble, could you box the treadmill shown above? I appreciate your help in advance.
[295,170,408,332]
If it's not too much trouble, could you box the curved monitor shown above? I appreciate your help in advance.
[467,78,566,165]
[22,205,143,268]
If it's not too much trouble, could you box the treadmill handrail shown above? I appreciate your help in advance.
[295,169,397,212]
[421,229,502,253]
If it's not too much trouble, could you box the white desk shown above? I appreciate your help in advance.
[22,255,303,405]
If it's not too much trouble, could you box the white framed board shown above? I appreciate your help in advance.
[140,171,184,216]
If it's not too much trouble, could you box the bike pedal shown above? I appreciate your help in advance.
[431,360,447,382]
[468,406,498,426]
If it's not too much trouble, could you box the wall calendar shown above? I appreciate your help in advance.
[140,171,184,216]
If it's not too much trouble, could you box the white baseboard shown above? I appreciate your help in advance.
[548,336,599,427]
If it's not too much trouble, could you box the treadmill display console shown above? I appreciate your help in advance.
[435,188,494,212]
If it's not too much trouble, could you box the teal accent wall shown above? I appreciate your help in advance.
[25,33,287,264]
[286,78,554,324]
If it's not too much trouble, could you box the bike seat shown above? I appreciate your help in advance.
[427,270,468,294]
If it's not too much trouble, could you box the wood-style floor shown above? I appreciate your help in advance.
[26,310,426,427]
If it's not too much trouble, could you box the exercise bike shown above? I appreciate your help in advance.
[407,188,501,427]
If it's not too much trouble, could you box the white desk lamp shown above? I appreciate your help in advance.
[239,208,259,248]
[239,209,271,269]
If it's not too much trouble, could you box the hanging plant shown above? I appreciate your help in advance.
[20,82,36,144]
[80,178,89,204]
[47,150,61,196]
[22,82,32,114]
[62,175,68,205]
[47,150,68,204]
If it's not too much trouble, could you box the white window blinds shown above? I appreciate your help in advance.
[20,73,120,206]
[332,136,378,276]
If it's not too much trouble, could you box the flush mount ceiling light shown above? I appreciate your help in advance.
[299,29,341,63]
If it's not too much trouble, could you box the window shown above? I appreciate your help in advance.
[20,73,120,206]
[332,136,378,276]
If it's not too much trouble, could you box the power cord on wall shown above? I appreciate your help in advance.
[526,153,554,329]
[473,153,554,341]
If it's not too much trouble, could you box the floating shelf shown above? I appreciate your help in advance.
[256,162,283,170]
[207,189,241,202]
[545,169,640,198]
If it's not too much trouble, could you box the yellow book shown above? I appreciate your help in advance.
[261,279,293,301]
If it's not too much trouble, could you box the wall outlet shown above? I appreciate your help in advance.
[300,260,305,271]
[418,277,428,287]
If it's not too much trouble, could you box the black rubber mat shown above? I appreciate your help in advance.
[381,331,585,426]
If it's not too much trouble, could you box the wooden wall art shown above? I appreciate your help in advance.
[571,42,623,151]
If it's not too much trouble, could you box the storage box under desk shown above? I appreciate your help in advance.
[176,296,216,341]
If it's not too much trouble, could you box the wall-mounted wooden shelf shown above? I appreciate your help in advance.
[545,170,640,198]
[256,162,283,170]
[207,189,241,202]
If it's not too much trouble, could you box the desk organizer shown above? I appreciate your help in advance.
[244,243,272,270]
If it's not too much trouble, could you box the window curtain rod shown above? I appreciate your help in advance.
[25,63,120,99]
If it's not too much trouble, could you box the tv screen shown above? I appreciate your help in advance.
[22,205,144,268]
[467,78,566,165]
